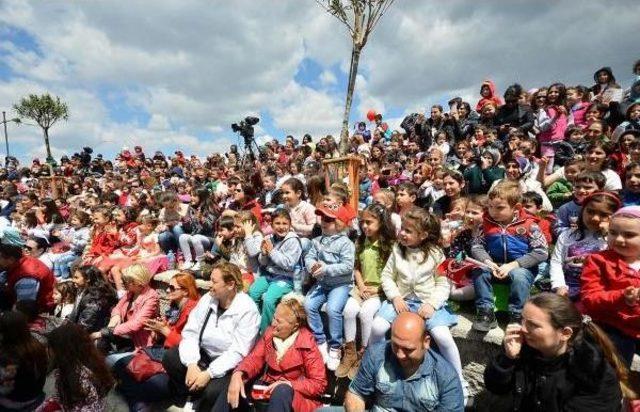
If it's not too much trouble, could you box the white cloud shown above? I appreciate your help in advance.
[319,70,337,86]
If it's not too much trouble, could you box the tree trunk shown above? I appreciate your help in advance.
[339,45,362,155]
[43,127,54,164]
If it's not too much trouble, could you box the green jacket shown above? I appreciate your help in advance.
[464,165,505,194]
[546,178,573,209]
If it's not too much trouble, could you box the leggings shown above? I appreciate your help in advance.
[343,296,382,347]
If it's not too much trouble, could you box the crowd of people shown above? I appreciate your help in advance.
[0,61,640,412]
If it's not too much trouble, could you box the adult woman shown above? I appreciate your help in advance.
[91,264,159,366]
[231,182,263,224]
[544,141,622,191]
[431,169,466,218]
[42,323,114,412]
[223,298,327,412]
[0,311,48,411]
[115,272,200,409]
[485,293,624,410]
[162,262,260,412]
[23,235,55,270]
[68,265,117,333]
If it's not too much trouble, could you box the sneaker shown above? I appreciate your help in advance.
[317,342,329,364]
[327,347,341,371]
[508,312,523,326]
[190,261,201,271]
[472,309,497,332]
[179,261,194,270]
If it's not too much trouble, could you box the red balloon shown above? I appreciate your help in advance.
[366,109,376,121]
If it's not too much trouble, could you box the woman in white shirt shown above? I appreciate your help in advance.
[162,262,260,412]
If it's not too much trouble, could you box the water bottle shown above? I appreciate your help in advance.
[293,264,303,295]
[167,250,176,270]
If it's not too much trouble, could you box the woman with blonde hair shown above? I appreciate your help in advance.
[91,264,159,367]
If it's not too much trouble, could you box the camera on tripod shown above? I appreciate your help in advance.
[231,116,260,146]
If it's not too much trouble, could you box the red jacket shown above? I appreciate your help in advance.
[6,256,55,313]
[234,327,326,412]
[88,226,120,257]
[581,250,640,339]
[164,299,198,348]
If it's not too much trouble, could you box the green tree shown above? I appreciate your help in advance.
[316,0,396,154]
[13,93,69,164]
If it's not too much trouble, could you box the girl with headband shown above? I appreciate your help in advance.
[550,192,620,301]
[581,205,640,367]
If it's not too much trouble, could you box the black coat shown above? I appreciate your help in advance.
[484,339,622,412]
[67,285,117,333]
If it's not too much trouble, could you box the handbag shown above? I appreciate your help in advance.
[126,347,166,382]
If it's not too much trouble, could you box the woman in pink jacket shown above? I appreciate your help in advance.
[90,263,159,367]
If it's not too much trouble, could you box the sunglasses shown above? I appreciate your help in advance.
[166,285,183,292]
[23,245,36,252]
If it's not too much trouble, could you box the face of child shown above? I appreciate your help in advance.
[360,211,381,238]
[568,130,584,143]
[398,220,426,248]
[373,192,392,209]
[464,204,484,228]
[53,289,62,304]
[487,197,517,224]
[573,180,599,203]
[621,134,637,152]
[70,216,82,228]
[443,176,463,198]
[582,200,613,234]
[395,190,415,208]
[141,223,155,235]
[563,165,582,184]
[428,152,442,168]
[629,105,640,121]
[436,134,447,145]
[608,216,640,261]
[319,214,338,235]
[566,89,578,105]
[505,162,522,180]
[92,212,108,225]
[219,227,234,240]
[432,174,445,190]
[481,85,490,97]
[626,167,640,193]
[281,184,300,206]
[631,145,640,162]
[522,201,540,216]
[271,216,291,237]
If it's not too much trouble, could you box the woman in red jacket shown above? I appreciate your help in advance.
[223,297,327,412]
[581,205,640,367]
[115,272,200,410]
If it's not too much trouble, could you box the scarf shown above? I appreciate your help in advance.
[273,330,299,363]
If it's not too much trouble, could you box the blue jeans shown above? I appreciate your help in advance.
[472,267,535,315]
[158,224,185,253]
[304,283,351,349]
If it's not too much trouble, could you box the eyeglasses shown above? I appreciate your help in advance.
[235,188,243,193]
[166,285,183,292]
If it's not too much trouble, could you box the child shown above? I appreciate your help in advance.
[581,205,640,367]
[550,192,620,300]
[281,177,316,237]
[83,207,120,269]
[339,204,396,379]
[51,211,91,279]
[304,202,355,371]
[463,147,504,195]
[471,181,549,330]
[372,188,402,235]
[394,182,417,215]
[53,281,77,319]
[554,171,606,237]
[546,159,585,209]
[431,130,451,156]
[566,85,590,129]
[370,207,468,398]
[445,195,487,302]
[250,209,302,333]
[521,192,554,244]
[623,162,640,206]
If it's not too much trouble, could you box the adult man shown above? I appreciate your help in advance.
[0,242,55,313]
[344,312,463,411]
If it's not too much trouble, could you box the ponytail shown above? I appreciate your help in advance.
[583,319,640,399]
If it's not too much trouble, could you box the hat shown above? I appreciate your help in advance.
[482,147,501,166]
[515,156,531,175]
[315,202,353,226]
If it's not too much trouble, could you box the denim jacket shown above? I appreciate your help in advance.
[304,232,355,288]
[258,232,302,281]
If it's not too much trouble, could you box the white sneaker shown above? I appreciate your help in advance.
[317,342,329,364]
[327,347,341,371]
[191,261,201,271]
[179,261,193,270]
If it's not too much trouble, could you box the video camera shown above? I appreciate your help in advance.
[231,116,260,145]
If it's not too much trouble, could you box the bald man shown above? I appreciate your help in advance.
[344,312,463,411]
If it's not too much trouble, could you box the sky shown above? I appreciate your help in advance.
[0,0,637,163]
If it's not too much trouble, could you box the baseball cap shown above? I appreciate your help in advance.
[315,202,353,226]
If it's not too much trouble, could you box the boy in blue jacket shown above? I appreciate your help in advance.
[471,181,548,331]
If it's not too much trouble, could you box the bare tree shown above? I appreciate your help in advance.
[316,0,396,154]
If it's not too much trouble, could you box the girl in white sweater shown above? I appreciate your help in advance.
[370,207,467,399]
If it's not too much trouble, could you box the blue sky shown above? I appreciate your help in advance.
[0,0,637,163]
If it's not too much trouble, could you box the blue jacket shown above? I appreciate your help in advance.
[471,210,548,269]
[305,232,355,288]
[258,232,302,281]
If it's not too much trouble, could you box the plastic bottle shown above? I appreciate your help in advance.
[167,250,176,270]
